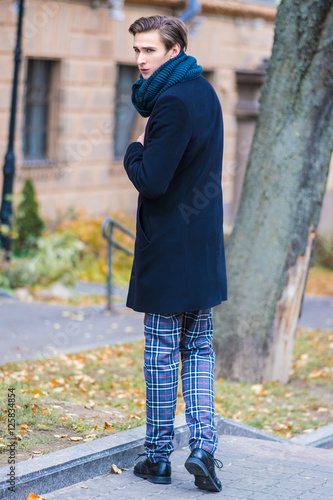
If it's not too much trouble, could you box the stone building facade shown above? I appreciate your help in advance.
[0,0,332,234]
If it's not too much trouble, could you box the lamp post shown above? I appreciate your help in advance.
[0,0,25,260]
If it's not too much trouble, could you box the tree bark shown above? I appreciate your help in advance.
[213,0,333,384]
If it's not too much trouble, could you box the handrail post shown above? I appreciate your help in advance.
[102,217,135,312]
[106,222,114,311]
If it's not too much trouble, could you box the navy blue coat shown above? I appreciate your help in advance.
[124,76,227,313]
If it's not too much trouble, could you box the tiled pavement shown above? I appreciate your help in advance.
[45,435,333,500]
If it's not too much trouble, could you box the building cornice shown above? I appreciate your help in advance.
[125,0,277,22]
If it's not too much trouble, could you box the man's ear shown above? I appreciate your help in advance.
[170,43,181,58]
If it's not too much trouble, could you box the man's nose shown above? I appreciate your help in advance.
[137,52,146,65]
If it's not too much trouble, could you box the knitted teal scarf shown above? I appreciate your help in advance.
[131,51,202,117]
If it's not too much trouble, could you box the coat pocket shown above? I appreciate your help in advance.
[136,202,152,248]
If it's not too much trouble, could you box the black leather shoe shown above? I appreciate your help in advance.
[134,457,171,484]
[185,448,223,492]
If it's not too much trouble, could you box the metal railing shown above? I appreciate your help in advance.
[102,217,135,311]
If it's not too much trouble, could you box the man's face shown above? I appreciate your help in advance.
[133,30,180,80]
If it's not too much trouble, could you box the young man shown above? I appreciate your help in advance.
[124,15,227,493]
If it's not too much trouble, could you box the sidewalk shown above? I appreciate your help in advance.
[1,414,332,500]
[0,284,144,365]
[44,435,333,500]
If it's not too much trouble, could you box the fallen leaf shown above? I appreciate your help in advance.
[69,437,83,441]
[21,389,46,396]
[21,424,28,429]
[81,486,89,489]
[251,384,263,395]
[27,494,48,500]
[110,464,122,474]
[31,404,39,415]
[309,369,330,379]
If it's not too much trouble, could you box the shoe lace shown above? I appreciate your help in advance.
[135,452,146,461]
[214,458,223,469]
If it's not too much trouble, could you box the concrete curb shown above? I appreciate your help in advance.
[0,414,287,500]
[289,422,333,449]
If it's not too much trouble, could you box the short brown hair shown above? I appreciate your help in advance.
[129,15,188,52]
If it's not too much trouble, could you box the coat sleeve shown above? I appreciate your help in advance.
[124,94,192,199]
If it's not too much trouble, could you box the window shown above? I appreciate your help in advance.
[114,65,138,160]
[23,59,59,164]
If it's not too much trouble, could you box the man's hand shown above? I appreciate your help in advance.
[136,132,145,145]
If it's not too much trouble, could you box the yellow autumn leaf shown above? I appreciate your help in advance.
[69,437,83,441]
[21,389,45,396]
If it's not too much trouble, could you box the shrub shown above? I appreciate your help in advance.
[0,231,84,290]
[56,210,134,284]
[14,178,45,252]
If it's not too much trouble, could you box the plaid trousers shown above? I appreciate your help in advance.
[143,308,217,463]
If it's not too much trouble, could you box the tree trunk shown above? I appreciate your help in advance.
[213,0,333,384]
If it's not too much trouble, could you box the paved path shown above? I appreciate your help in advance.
[44,435,333,500]
[0,296,144,365]
[298,294,333,329]
[1,288,332,365]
